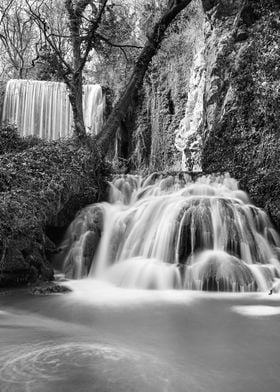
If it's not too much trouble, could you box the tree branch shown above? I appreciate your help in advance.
[26,0,73,77]
[96,0,193,154]
[95,32,144,50]
[78,0,109,72]
[0,0,14,26]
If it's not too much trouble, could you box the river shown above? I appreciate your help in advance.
[1,281,280,392]
[2,173,280,391]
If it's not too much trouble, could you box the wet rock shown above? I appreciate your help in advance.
[82,230,100,274]
[63,229,100,279]
[24,244,53,281]
[0,248,32,286]
[29,282,71,296]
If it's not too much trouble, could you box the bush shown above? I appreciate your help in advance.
[0,125,43,155]
[0,137,111,286]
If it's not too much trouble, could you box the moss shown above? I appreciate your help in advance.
[0,125,44,155]
[130,0,204,172]
[0,136,111,287]
[202,0,280,229]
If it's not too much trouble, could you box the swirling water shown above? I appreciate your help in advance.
[1,286,280,392]
[2,173,280,391]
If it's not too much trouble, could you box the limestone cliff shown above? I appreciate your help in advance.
[129,0,204,172]
[201,0,280,229]
[132,0,280,230]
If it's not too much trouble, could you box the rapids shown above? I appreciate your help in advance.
[60,173,280,292]
[2,80,104,139]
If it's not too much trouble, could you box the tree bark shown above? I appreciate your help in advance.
[68,79,87,140]
[96,0,193,155]
[65,0,87,140]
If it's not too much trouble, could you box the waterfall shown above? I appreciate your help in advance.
[2,79,105,139]
[60,173,280,292]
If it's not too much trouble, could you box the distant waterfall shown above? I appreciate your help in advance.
[60,173,280,292]
[2,79,105,139]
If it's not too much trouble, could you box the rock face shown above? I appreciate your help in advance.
[129,0,204,172]
[132,0,280,230]
[201,0,280,230]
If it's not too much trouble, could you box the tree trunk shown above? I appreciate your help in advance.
[68,75,87,141]
[96,0,192,155]
[65,0,88,141]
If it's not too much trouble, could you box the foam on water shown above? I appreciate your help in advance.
[0,341,189,392]
[62,279,197,308]
[232,305,280,317]
[61,173,280,292]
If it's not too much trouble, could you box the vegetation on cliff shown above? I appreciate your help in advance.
[1,0,280,286]
[0,0,196,287]
[127,0,204,171]
[0,125,43,154]
[0,128,110,286]
[202,0,280,229]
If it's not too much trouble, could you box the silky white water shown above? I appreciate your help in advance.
[1,285,280,392]
[2,177,280,392]
[2,79,105,139]
[61,173,280,292]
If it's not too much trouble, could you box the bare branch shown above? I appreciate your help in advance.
[95,32,144,50]
[0,0,13,26]
[78,0,109,71]
[25,0,73,76]
[87,0,109,31]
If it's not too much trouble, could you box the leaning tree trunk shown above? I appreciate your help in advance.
[96,0,193,155]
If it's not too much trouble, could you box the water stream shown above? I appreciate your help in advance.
[1,286,280,392]
[1,173,280,391]
[61,173,280,292]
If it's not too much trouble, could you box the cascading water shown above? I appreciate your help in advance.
[60,173,280,292]
[2,79,105,139]
[174,44,206,172]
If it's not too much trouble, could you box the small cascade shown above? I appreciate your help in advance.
[175,44,206,171]
[61,173,280,292]
[2,79,105,139]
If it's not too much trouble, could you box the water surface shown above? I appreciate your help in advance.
[1,282,280,392]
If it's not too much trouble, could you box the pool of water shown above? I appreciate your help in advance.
[1,280,280,392]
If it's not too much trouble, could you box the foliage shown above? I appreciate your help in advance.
[22,0,153,139]
[93,1,177,96]
[0,125,43,154]
[33,45,64,82]
[129,0,204,171]
[202,0,280,229]
[0,136,111,284]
